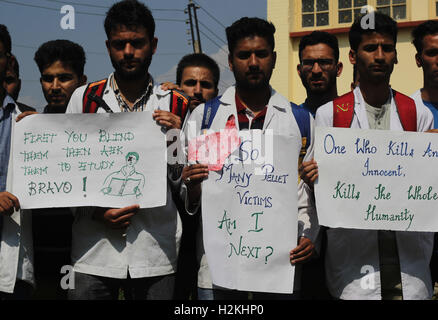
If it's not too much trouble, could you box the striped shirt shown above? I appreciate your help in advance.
[235,94,267,130]
[109,73,154,112]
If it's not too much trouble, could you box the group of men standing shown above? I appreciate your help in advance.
[0,0,438,300]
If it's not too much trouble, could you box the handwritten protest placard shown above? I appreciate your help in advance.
[201,132,299,293]
[315,126,438,232]
[12,112,166,209]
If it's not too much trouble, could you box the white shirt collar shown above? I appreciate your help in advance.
[2,94,15,109]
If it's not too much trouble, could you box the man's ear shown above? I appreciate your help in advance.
[394,48,398,64]
[79,75,87,86]
[297,63,302,78]
[228,54,233,72]
[272,51,277,69]
[105,39,110,55]
[349,49,356,65]
[415,52,422,68]
[336,61,343,77]
[7,53,15,71]
[152,37,158,55]
[17,79,21,97]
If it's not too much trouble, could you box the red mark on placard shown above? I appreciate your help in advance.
[188,115,240,171]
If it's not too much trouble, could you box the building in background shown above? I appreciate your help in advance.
[268,0,438,103]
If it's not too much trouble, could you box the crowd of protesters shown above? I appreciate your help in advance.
[1,0,438,300]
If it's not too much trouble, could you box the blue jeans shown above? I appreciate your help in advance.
[68,272,175,300]
[197,287,214,300]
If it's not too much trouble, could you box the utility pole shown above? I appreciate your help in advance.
[185,0,202,53]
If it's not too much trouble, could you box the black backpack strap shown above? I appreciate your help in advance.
[17,102,36,113]
[82,79,108,113]
[87,94,113,113]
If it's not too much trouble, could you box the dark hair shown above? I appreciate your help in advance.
[104,0,155,41]
[349,11,398,51]
[0,24,12,54]
[34,40,86,77]
[176,53,220,88]
[299,31,339,63]
[412,20,438,54]
[226,17,275,55]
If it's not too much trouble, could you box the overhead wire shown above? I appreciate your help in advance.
[0,0,186,21]
[199,30,228,55]
[44,0,185,12]
[197,20,226,46]
[44,0,110,9]
[193,0,227,29]
[6,0,233,86]
[185,3,231,86]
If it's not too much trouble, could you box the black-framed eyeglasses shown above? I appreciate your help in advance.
[301,58,335,71]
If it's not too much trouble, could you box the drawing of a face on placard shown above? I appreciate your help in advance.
[101,151,146,198]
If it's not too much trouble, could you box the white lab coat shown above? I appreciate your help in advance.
[183,85,318,291]
[315,86,434,300]
[0,96,34,293]
[65,74,182,279]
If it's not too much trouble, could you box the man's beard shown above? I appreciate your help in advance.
[360,62,393,85]
[305,80,331,94]
[111,54,152,81]
[428,72,438,88]
[44,91,69,113]
[189,97,205,111]
[235,71,270,91]
[45,104,68,114]
[301,71,336,95]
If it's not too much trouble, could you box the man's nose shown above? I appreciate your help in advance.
[311,61,323,74]
[249,53,258,67]
[375,45,385,61]
[51,77,60,90]
[194,82,202,94]
[123,42,135,56]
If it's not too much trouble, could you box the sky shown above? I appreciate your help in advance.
[0,0,267,112]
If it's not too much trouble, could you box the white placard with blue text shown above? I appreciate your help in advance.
[202,132,299,294]
[12,112,167,209]
[314,126,438,232]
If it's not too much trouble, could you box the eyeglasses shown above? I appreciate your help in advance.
[301,58,335,71]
